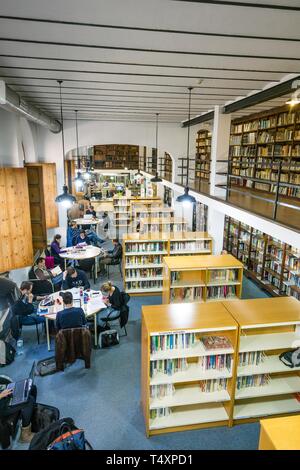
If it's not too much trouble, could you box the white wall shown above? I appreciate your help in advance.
[0,108,23,167]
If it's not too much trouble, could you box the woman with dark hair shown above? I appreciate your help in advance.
[50,234,64,267]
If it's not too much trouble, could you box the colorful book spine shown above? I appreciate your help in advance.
[150,333,197,354]
[236,374,270,390]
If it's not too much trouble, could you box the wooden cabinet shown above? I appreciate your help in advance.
[0,168,33,272]
[25,163,59,251]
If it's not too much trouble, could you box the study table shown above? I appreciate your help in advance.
[59,245,103,275]
[38,288,107,349]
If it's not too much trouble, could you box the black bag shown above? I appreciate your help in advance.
[47,421,93,451]
[29,417,75,450]
[36,356,58,376]
[279,348,300,368]
[99,329,119,348]
[31,403,60,433]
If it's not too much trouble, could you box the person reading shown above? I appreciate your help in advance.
[33,257,63,288]
[62,266,90,290]
[97,281,122,327]
[99,239,122,275]
[11,281,45,326]
[56,291,86,331]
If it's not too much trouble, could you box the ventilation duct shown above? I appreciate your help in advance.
[0,80,61,133]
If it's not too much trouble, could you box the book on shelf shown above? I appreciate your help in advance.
[199,378,228,393]
[170,287,203,302]
[236,374,270,390]
[150,358,188,377]
[126,280,162,290]
[150,384,175,399]
[198,354,233,372]
[125,267,163,278]
[207,285,237,299]
[238,351,266,367]
[200,336,233,351]
[125,255,163,266]
[150,332,197,353]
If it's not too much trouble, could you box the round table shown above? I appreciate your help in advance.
[60,245,103,276]
[38,288,107,349]
[74,218,102,227]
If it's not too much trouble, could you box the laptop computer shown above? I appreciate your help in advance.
[6,361,36,407]
[84,214,93,220]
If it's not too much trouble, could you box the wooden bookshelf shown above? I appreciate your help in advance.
[224,297,300,424]
[123,232,213,295]
[141,302,239,436]
[112,196,162,229]
[223,215,300,299]
[162,255,243,305]
[140,217,188,233]
[228,104,300,205]
[195,129,211,193]
[93,144,141,170]
[158,152,173,182]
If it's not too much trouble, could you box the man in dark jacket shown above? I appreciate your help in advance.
[11,281,45,325]
[56,291,86,331]
[99,239,122,274]
[62,267,90,290]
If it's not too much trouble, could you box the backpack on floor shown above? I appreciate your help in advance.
[99,329,119,348]
[36,356,57,376]
[31,403,60,433]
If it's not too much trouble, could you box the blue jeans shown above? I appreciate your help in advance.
[87,231,105,246]
[97,306,120,326]
[20,313,45,325]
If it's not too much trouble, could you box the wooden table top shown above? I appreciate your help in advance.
[142,301,238,334]
[260,415,300,450]
[163,254,243,270]
[60,245,102,260]
[224,297,300,327]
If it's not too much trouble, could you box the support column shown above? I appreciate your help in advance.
[210,106,231,199]
[207,208,225,255]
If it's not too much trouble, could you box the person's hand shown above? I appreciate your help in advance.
[0,388,13,400]
[28,293,34,303]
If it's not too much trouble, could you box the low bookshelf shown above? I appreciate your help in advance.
[140,217,188,233]
[141,302,239,436]
[162,254,243,304]
[113,196,162,229]
[123,232,213,295]
[224,297,300,424]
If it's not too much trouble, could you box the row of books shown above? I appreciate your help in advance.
[149,408,171,419]
[150,333,197,354]
[170,241,210,252]
[207,286,237,299]
[209,269,238,282]
[199,378,228,393]
[238,351,266,367]
[198,354,233,372]
[170,287,203,302]
[125,268,163,278]
[126,280,163,290]
[125,255,163,265]
[150,384,175,399]
[125,242,166,253]
[236,374,270,390]
[242,132,256,145]
[150,358,188,377]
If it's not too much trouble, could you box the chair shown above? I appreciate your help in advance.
[55,327,92,371]
[28,267,54,297]
[101,302,129,337]
[77,258,96,283]
[106,257,123,278]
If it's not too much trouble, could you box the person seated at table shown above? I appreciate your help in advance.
[99,239,122,275]
[86,204,96,218]
[67,221,80,247]
[33,257,63,288]
[56,291,86,332]
[97,281,122,327]
[50,234,64,268]
[62,266,90,290]
[0,382,37,443]
[75,229,91,246]
[11,281,45,326]
[75,227,104,248]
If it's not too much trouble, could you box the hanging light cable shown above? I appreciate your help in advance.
[55,80,77,208]
[151,112,162,183]
[74,110,84,191]
[176,87,196,204]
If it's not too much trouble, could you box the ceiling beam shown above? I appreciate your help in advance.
[181,110,214,127]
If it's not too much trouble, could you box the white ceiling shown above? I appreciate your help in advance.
[0,0,300,124]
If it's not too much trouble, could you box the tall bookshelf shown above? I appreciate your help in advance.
[113,196,162,229]
[93,144,141,170]
[162,255,243,305]
[140,217,188,234]
[123,232,213,295]
[141,302,239,436]
[225,297,300,424]
[223,215,300,299]
[228,105,300,204]
[195,129,211,192]
[158,152,173,182]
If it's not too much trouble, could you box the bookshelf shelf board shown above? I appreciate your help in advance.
[233,397,300,420]
[239,332,300,353]
[126,276,163,282]
[206,281,241,287]
[149,404,229,430]
[170,281,206,288]
[150,365,232,385]
[127,287,162,293]
[235,376,300,400]
[125,251,168,256]
[150,344,234,362]
[125,263,163,269]
[149,387,230,409]
[170,249,211,255]
[237,355,300,377]
[206,296,239,303]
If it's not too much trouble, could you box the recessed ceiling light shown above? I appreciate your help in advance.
[286,98,300,106]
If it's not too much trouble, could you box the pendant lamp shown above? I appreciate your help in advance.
[151,113,162,183]
[73,110,84,191]
[176,87,196,204]
[55,80,77,208]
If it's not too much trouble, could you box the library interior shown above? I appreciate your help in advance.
[0,0,300,452]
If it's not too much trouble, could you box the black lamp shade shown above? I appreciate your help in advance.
[176,186,196,204]
[55,185,77,208]
[151,172,162,183]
